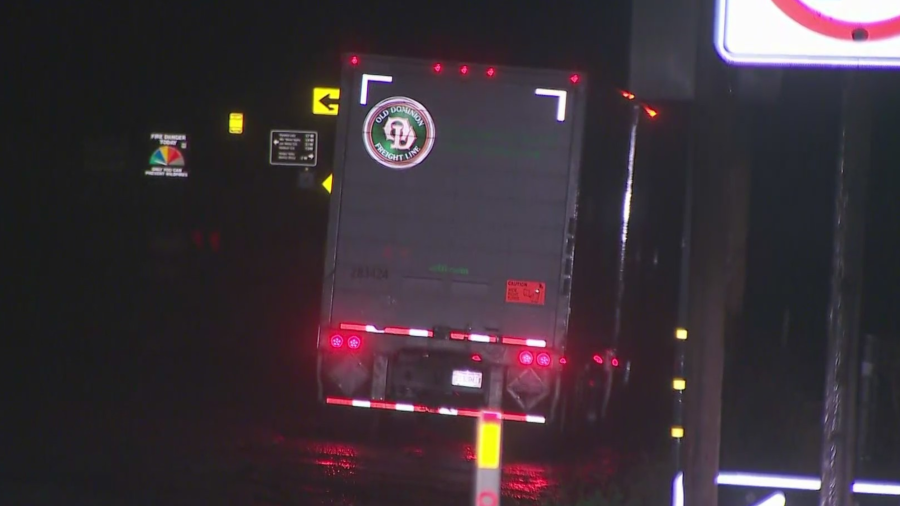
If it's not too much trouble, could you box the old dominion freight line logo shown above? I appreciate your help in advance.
[362,96,435,170]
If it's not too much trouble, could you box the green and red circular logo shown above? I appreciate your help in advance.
[362,96,435,170]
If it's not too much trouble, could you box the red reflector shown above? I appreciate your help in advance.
[208,231,220,252]
[486,67,496,77]
[570,74,580,84]
[347,336,361,349]
[536,352,551,367]
[433,63,442,72]
[518,350,534,366]
[330,335,343,348]
[460,65,469,75]
[592,354,603,365]
[559,357,567,365]
[191,230,204,249]
[611,358,620,367]
[471,354,482,362]
[349,55,359,65]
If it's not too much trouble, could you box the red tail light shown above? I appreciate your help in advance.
[569,74,580,84]
[518,350,534,366]
[536,352,551,367]
[486,67,496,77]
[433,63,442,73]
[347,335,361,349]
[611,358,620,367]
[592,354,603,365]
[349,55,359,65]
[559,357,567,365]
[471,354,482,362]
[330,335,344,348]
[460,65,469,75]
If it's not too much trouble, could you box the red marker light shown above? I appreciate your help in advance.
[643,105,658,118]
[486,67,496,77]
[330,335,344,348]
[569,74,580,84]
[460,65,469,75]
[536,352,551,367]
[592,354,603,365]
[347,335,361,349]
[433,63,442,73]
[518,350,534,365]
[559,357,567,365]
[471,353,482,362]
[349,55,360,65]
[611,357,620,367]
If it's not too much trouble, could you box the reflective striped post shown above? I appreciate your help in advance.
[474,411,502,506]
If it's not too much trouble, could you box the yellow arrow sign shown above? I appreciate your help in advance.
[322,173,333,193]
[313,87,340,115]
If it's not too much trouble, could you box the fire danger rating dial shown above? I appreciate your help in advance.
[771,0,900,40]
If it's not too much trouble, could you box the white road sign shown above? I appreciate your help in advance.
[715,0,900,68]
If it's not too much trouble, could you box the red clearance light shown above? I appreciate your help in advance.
[592,354,603,365]
[559,357,567,365]
[518,350,534,366]
[621,91,636,100]
[569,74,580,84]
[486,67,496,77]
[349,55,360,65]
[471,354,482,362]
[330,335,344,348]
[433,62,442,73]
[611,357,620,367]
[460,65,469,75]
[347,335,361,349]
[536,352,551,367]
[643,105,658,118]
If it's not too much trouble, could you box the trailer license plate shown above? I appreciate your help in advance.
[452,370,483,389]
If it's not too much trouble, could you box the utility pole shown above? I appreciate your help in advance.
[818,72,871,506]
[681,0,749,504]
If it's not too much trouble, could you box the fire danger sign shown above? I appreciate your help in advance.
[715,0,900,68]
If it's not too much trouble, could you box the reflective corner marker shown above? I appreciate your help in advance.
[534,88,567,122]
[474,411,502,506]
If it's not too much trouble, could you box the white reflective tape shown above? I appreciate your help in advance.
[394,403,415,412]
[469,334,492,343]
[672,472,683,506]
[717,472,820,491]
[360,74,393,105]
[438,408,458,416]
[854,481,900,495]
[752,492,785,506]
[409,328,430,337]
[351,400,371,408]
[525,415,546,424]
[525,339,547,348]
[365,325,384,333]
[534,88,568,122]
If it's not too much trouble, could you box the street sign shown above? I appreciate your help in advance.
[145,132,189,178]
[473,411,502,506]
[229,113,243,134]
[312,87,340,115]
[715,0,900,68]
[269,130,317,167]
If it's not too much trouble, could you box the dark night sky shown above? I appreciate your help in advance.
[29,0,900,412]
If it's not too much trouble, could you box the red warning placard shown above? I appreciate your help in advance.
[505,280,546,305]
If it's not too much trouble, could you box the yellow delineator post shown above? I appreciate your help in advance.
[474,411,502,506]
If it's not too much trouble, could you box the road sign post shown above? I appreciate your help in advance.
[474,411,502,506]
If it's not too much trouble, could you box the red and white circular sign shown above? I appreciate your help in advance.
[771,0,900,40]
[716,0,900,67]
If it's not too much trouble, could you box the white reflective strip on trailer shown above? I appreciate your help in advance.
[525,415,546,424]
[394,403,415,412]
[525,339,547,347]
[439,408,459,416]
[469,334,492,343]
[409,329,430,337]
[351,400,371,408]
